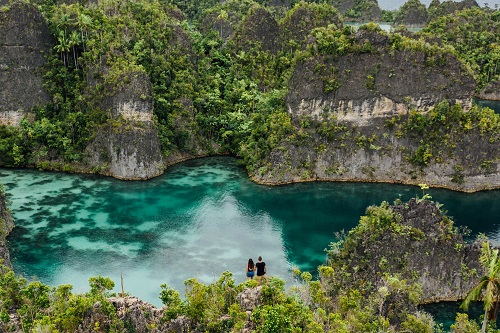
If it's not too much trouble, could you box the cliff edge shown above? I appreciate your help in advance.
[0,186,13,267]
[85,69,165,180]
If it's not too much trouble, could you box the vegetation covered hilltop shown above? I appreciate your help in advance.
[0,0,499,190]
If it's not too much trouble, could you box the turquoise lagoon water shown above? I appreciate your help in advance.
[1,156,500,310]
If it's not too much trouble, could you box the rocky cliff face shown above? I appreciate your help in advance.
[287,30,476,122]
[479,80,500,101]
[252,29,500,192]
[428,0,479,21]
[0,1,52,126]
[233,6,280,54]
[394,0,428,27]
[330,0,381,22]
[0,187,13,267]
[85,70,165,180]
[331,199,482,303]
[281,2,342,52]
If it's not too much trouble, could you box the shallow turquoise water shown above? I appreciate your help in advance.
[1,157,500,309]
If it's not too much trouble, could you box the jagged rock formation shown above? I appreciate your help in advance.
[237,286,262,311]
[330,0,381,22]
[0,1,52,126]
[428,0,479,22]
[331,199,483,303]
[0,188,14,267]
[281,2,342,52]
[75,289,263,333]
[394,0,429,27]
[251,29,500,192]
[233,6,280,53]
[200,2,255,42]
[287,30,475,122]
[0,188,13,267]
[85,70,165,180]
[478,80,500,101]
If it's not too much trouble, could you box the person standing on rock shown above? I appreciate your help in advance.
[255,256,267,285]
[246,258,255,280]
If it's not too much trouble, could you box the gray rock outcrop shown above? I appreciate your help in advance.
[251,29,500,192]
[287,30,476,123]
[478,80,500,101]
[0,187,13,267]
[237,286,262,311]
[0,1,52,125]
[76,297,168,333]
[394,0,429,27]
[330,0,381,21]
[428,0,479,22]
[86,70,165,180]
[331,199,483,303]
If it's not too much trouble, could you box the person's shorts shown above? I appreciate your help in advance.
[247,271,255,278]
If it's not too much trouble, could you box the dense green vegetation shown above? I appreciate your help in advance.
[397,101,499,172]
[1,1,500,331]
[421,7,500,89]
[0,0,498,178]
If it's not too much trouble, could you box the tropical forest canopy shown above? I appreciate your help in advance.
[0,0,498,176]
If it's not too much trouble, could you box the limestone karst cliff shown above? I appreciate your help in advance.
[85,69,165,180]
[0,0,498,190]
[479,80,500,101]
[250,28,499,192]
[0,1,52,126]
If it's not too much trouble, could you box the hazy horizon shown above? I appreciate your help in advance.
[378,0,500,10]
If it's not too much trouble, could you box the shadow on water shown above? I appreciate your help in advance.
[421,301,498,332]
[475,98,500,114]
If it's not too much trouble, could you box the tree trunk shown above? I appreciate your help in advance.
[482,307,488,333]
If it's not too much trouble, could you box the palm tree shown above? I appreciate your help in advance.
[55,31,70,67]
[76,13,93,52]
[68,30,81,69]
[217,9,228,38]
[461,241,500,333]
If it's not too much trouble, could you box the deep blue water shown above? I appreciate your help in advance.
[1,157,500,320]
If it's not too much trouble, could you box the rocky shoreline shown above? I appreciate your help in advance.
[0,187,13,267]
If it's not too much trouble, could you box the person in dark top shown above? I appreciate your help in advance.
[246,258,255,280]
[255,256,267,285]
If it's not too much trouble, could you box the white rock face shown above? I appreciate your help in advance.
[0,110,29,126]
[290,96,473,125]
[116,101,154,122]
